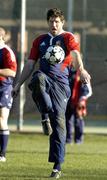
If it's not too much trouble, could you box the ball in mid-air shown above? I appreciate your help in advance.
[45,45,65,65]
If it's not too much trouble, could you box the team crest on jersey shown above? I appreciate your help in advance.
[55,41,61,46]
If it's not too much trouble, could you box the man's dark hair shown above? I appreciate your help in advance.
[47,8,65,22]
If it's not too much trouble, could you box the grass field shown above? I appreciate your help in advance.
[1,133,107,180]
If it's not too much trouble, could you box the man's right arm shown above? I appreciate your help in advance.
[12,59,35,97]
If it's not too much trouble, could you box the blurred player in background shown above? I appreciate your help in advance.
[12,8,91,179]
[66,68,92,144]
[0,27,17,162]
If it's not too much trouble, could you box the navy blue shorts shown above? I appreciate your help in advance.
[0,84,13,109]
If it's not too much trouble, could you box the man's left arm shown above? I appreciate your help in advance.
[71,50,91,84]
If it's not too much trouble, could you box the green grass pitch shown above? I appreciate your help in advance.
[0,132,107,179]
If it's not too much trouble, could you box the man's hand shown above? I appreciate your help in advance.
[76,99,87,118]
[80,69,91,84]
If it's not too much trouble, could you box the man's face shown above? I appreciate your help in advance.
[48,16,64,36]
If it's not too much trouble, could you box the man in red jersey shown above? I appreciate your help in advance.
[66,68,92,144]
[13,8,91,178]
[0,27,17,162]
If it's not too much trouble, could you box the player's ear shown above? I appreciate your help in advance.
[62,20,65,26]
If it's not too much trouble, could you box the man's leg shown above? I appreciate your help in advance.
[66,104,74,143]
[74,117,84,144]
[30,71,53,135]
[48,81,70,177]
[0,107,10,162]
[31,71,53,113]
[41,113,52,135]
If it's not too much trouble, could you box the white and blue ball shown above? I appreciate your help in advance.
[45,45,65,65]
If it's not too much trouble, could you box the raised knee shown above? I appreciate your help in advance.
[37,73,46,86]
